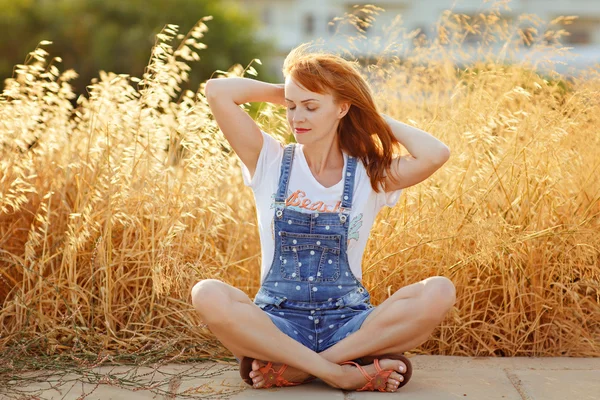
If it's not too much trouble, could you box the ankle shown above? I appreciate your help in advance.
[325,364,346,388]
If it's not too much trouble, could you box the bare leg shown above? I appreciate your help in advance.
[192,279,400,390]
[190,277,455,392]
[248,276,456,391]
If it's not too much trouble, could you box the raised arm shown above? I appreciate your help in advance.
[204,78,286,177]
[382,114,451,191]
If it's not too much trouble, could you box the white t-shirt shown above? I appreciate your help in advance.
[241,130,403,285]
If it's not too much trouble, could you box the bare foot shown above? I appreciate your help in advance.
[248,359,314,388]
[325,358,408,392]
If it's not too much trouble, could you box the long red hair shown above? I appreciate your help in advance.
[282,43,400,193]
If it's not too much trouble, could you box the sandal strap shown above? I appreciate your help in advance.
[275,378,302,387]
[260,362,305,388]
[342,359,396,392]
[276,363,288,375]
[374,359,382,373]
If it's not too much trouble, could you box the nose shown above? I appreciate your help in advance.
[291,110,306,123]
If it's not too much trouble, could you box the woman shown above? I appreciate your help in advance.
[191,43,456,393]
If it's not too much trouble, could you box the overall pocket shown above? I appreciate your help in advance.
[279,232,341,282]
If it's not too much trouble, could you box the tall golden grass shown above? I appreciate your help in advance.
[0,3,598,367]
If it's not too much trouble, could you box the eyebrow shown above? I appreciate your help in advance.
[285,98,319,103]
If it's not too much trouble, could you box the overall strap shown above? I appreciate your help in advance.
[339,155,358,214]
[274,144,295,205]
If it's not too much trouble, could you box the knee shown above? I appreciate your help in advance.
[190,279,228,319]
[422,276,456,317]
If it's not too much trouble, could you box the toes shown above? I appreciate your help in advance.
[389,371,404,382]
[249,360,265,389]
[249,369,263,378]
[386,380,398,392]
[386,375,402,392]
[398,361,407,374]
[253,375,265,388]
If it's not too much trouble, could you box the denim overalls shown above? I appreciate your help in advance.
[253,144,376,353]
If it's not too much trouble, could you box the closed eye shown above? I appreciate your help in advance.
[288,107,316,111]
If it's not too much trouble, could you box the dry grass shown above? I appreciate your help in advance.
[0,2,599,397]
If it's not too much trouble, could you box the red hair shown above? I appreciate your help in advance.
[282,43,400,193]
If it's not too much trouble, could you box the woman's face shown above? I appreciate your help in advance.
[284,77,349,145]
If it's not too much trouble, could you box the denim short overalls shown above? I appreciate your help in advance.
[252,143,376,354]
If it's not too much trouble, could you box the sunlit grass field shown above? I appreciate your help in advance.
[0,4,598,377]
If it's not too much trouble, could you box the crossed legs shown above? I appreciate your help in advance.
[190,276,456,391]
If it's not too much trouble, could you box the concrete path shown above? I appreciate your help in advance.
[4,356,599,399]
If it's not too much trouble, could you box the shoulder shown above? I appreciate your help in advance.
[240,130,285,188]
[354,156,403,208]
[257,131,286,163]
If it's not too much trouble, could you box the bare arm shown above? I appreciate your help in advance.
[204,78,286,177]
[382,114,451,191]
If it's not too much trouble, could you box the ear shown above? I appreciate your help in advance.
[338,102,351,119]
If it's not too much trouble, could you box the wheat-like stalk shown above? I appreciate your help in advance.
[0,7,598,385]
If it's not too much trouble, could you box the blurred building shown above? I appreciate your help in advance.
[227,0,600,78]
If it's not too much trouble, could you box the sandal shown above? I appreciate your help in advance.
[353,353,412,389]
[340,358,408,392]
[239,356,316,388]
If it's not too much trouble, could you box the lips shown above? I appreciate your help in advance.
[295,128,311,133]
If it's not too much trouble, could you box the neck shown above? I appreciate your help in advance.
[301,137,344,175]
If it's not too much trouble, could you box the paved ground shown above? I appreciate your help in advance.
[3,356,599,399]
